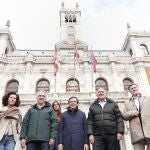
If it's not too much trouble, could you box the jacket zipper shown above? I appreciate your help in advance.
[36,109,40,136]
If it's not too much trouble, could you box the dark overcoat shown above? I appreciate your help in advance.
[59,108,88,150]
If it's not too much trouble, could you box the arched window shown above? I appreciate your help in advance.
[5,80,19,94]
[5,48,9,55]
[65,15,68,22]
[66,78,80,92]
[36,79,50,93]
[140,44,149,55]
[123,78,133,91]
[73,15,76,22]
[95,78,108,91]
[69,15,72,22]
[129,49,133,56]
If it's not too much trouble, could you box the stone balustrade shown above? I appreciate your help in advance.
[20,91,129,105]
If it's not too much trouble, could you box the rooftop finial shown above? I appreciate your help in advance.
[6,20,10,28]
[76,3,79,9]
[61,2,64,8]
[127,22,131,32]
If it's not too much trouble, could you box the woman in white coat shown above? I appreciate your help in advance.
[0,92,22,150]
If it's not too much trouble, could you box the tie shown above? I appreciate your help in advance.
[138,97,141,113]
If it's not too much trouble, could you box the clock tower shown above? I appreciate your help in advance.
[55,2,88,57]
[59,2,81,40]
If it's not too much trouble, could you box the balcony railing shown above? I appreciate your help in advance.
[20,91,129,105]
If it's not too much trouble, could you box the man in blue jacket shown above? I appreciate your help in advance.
[20,90,57,150]
[58,96,89,150]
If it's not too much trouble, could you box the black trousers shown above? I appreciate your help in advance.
[27,141,50,150]
[92,135,120,150]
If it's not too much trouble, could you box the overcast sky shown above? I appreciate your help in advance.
[0,0,150,50]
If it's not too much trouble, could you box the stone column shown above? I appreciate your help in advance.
[23,54,33,93]
[83,61,92,92]
[109,54,120,92]
[134,61,150,96]
[0,34,9,55]
[0,62,5,107]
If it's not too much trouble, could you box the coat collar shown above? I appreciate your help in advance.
[129,94,145,110]
[129,93,142,101]
[33,101,51,109]
[94,97,113,104]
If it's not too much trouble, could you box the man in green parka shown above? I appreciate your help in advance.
[20,90,57,150]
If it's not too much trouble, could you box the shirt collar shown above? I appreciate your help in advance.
[130,93,141,101]
[98,99,107,103]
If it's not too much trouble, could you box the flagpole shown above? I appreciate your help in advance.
[54,50,57,93]
[91,46,97,92]
[54,48,58,93]
[91,45,94,92]
[55,73,56,93]
[74,35,76,92]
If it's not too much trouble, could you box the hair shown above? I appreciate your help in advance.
[68,96,79,104]
[52,101,61,117]
[2,92,20,107]
[128,83,137,91]
[96,86,106,91]
[36,90,47,96]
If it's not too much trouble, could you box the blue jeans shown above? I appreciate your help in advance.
[0,135,16,150]
[27,141,50,150]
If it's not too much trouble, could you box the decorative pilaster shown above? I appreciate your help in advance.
[108,54,119,92]
[133,60,150,96]
[23,53,34,93]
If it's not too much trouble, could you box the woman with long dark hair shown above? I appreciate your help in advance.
[52,101,61,150]
[0,92,22,150]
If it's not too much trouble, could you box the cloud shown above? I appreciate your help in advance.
[0,0,150,50]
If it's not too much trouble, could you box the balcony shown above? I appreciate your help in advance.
[20,91,129,105]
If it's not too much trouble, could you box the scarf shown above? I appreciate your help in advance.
[0,106,20,120]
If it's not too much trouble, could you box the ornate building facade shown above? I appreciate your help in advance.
[0,3,150,150]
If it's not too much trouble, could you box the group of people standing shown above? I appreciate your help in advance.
[0,83,150,150]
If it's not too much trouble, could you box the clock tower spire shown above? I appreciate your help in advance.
[59,2,81,40]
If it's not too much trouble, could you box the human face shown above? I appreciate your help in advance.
[129,84,139,97]
[53,102,60,111]
[68,97,78,110]
[8,94,17,107]
[36,91,46,105]
[96,88,106,101]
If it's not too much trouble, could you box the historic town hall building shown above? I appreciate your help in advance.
[0,3,150,150]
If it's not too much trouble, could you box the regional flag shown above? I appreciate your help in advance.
[91,51,97,73]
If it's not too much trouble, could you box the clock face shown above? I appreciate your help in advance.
[66,26,75,35]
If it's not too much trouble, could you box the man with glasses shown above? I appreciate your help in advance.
[123,83,150,150]
[20,90,57,150]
